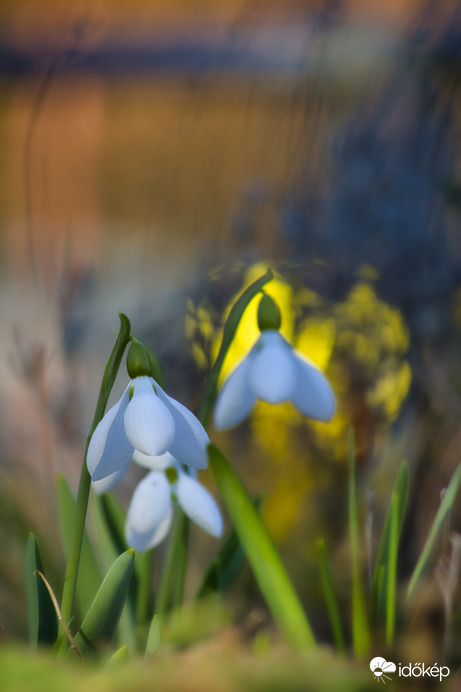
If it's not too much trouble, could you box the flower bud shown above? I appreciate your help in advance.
[126,339,153,378]
[257,293,282,331]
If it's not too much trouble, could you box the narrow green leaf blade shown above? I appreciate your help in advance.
[196,529,245,599]
[407,463,461,598]
[371,460,409,622]
[105,645,129,667]
[145,614,160,658]
[196,497,262,600]
[386,492,399,645]
[26,533,58,649]
[57,476,103,617]
[316,538,346,653]
[73,548,135,655]
[92,492,129,561]
[348,429,370,656]
[209,444,315,651]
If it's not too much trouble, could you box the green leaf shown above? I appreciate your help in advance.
[199,268,273,427]
[57,476,104,619]
[209,444,315,651]
[105,645,129,667]
[371,460,409,624]
[73,549,135,655]
[196,497,262,599]
[407,463,461,598]
[347,429,370,656]
[385,492,399,645]
[196,528,246,599]
[92,491,149,650]
[145,614,160,658]
[26,533,58,649]
[93,492,129,558]
[316,539,346,653]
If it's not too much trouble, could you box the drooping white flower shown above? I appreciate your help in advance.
[125,457,223,551]
[87,375,209,482]
[214,329,336,429]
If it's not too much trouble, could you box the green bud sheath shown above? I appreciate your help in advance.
[257,293,282,331]
[126,339,153,378]
[165,465,179,485]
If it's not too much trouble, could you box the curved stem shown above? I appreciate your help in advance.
[199,268,273,428]
[59,313,131,647]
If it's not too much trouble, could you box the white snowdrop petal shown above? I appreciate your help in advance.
[176,473,223,538]
[249,331,296,404]
[91,466,127,494]
[156,386,209,470]
[125,471,172,551]
[132,450,177,471]
[126,507,174,551]
[213,356,256,429]
[291,353,336,421]
[88,386,134,481]
[124,376,175,456]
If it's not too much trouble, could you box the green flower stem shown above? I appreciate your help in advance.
[59,313,131,646]
[198,268,273,428]
[155,511,188,617]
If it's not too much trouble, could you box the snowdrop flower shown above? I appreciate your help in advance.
[87,339,209,483]
[214,294,336,429]
[125,453,223,551]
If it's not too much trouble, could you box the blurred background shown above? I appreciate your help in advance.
[1,0,461,660]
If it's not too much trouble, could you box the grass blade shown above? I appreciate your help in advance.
[316,539,346,653]
[372,460,409,622]
[407,463,461,598]
[385,492,399,645]
[73,549,135,655]
[209,444,315,651]
[347,429,370,656]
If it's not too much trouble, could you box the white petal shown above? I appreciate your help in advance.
[91,466,127,494]
[176,472,223,538]
[125,471,173,550]
[87,385,134,481]
[132,450,177,471]
[213,356,255,429]
[126,508,174,552]
[291,352,336,421]
[156,386,209,470]
[249,331,296,404]
[124,376,175,456]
